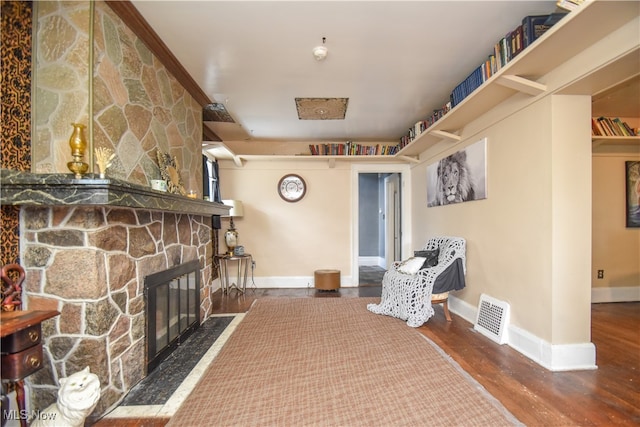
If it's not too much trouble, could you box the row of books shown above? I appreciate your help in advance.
[401,9,572,146]
[308,142,399,156]
[591,117,638,137]
[451,13,567,108]
[398,103,453,150]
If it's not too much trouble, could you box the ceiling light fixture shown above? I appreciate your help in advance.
[312,37,328,61]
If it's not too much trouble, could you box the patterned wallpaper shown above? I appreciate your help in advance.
[1,0,32,266]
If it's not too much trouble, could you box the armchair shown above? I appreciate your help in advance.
[367,236,466,327]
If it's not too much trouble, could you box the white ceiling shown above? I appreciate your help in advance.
[131,1,573,145]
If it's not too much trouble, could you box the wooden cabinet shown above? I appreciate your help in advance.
[1,310,59,426]
[1,310,59,381]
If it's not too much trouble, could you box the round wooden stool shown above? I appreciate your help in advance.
[314,269,340,291]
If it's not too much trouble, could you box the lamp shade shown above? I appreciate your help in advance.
[222,200,244,218]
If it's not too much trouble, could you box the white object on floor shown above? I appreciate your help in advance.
[31,367,100,427]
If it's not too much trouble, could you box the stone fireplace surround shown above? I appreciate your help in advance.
[0,169,229,420]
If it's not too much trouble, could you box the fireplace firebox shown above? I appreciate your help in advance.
[145,260,200,373]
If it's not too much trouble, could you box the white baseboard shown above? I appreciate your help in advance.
[591,286,640,303]
[447,294,477,324]
[507,324,597,371]
[249,276,356,289]
[211,277,222,292]
[448,295,597,372]
[359,256,385,268]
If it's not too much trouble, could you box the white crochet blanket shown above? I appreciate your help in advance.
[367,237,466,327]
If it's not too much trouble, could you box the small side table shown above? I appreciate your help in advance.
[216,254,252,294]
[1,310,60,427]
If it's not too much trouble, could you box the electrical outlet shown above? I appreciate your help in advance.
[597,270,604,279]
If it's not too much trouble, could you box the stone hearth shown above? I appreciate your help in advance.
[0,170,229,420]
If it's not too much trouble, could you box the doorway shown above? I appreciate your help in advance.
[358,172,401,286]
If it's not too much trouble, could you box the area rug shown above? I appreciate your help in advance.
[167,298,521,426]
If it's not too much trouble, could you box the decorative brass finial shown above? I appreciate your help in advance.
[67,123,89,179]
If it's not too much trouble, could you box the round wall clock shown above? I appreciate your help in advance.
[278,174,306,202]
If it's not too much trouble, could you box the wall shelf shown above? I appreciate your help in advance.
[235,154,407,167]
[592,136,640,148]
[206,0,638,164]
[396,0,639,157]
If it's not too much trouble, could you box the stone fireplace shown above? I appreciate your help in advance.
[0,0,228,420]
[145,260,200,373]
[0,170,229,420]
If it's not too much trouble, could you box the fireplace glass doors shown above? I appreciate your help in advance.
[145,260,200,373]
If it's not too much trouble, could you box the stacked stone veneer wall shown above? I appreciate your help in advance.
[33,0,203,195]
[21,205,215,418]
[33,0,91,173]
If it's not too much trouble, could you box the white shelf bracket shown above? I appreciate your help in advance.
[496,75,547,96]
[396,155,420,164]
[232,156,245,168]
[327,158,336,169]
[429,130,462,142]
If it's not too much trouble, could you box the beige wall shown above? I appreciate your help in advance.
[407,15,639,352]
[218,160,352,284]
[411,97,557,342]
[592,153,640,289]
[211,13,639,366]
[550,95,593,344]
[410,93,602,346]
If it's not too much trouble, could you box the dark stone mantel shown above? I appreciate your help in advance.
[0,169,230,216]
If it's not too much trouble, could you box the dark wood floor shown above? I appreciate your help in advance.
[95,287,639,426]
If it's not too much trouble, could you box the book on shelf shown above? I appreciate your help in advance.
[591,118,605,136]
[556,0,584,12]
[308,142,398,156]
[400,7,568,147]
[545,12,569,26]
[399,104,452,149]
[592,117,637,137]
[613,118,636,136]
[522,15,550,48]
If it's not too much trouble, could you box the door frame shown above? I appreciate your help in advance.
[384,173,401,269]
[351,163,412,286]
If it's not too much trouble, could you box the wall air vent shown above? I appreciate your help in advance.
[474,294,510,344]
[203,103,235,123]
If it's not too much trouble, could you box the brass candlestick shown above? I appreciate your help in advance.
[67,123,89,179]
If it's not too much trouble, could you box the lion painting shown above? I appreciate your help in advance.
[435,150,476,205]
